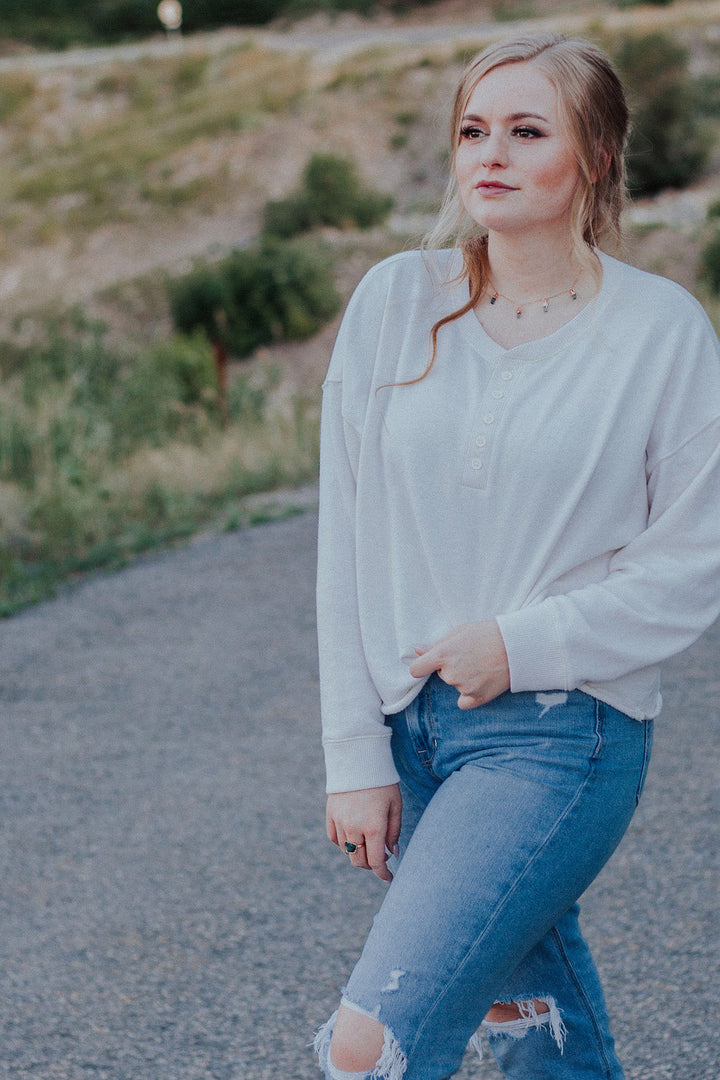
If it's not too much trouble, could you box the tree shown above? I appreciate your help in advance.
[169,239,340,368]
[614,33,713,196]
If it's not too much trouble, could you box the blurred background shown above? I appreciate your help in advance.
[2,0,720,614]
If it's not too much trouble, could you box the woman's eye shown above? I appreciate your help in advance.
[460,125,485,140]
[513,126,544,139]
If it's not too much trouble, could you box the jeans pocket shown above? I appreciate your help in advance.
[635,719,654,805]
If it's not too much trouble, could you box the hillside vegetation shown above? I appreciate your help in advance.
[2,0,720,612]
[0,0,292,50]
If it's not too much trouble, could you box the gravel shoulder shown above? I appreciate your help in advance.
[0,508,718,1079]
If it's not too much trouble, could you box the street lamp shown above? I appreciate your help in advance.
[157,0,183,38]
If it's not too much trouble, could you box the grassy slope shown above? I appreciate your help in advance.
[2,0,720,612]
[2,2,720,333]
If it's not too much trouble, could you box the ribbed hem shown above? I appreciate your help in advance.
[496,603,570,693]
[324,733,400,794]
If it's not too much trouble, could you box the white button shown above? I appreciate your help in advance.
[471,459,484,470]
[491,390,504,400]
[483,413,495,424]
[501,370,513,381]
[474,435,487,448]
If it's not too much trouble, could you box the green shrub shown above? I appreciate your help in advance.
[91,0,157,36]
[167,265,229,346]
[1,315,220,473]
[354,191,395,228]
[0,408,35,487]
[143,333,217,406]
[0,299,321,614]
[0,0,447,45]
[14,310,122,409]
[614,33,713,196]
[0,0,289,45]
[700,229,720,295]
[303,153,365,224]
[170,238,341,359]
[693,75,720,119]
[109,334,217,451]
[0,75,36,123]
[228,368,278,424]
[616,0,672,7]
[262,153,393,239]
[282,0,376,16]
[92,0,285,36]
[262,195,316,240]
[492,0,536,21]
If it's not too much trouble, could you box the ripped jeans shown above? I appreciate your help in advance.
[315,674,653,1080]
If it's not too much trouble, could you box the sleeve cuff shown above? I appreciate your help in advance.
[323,732,400,794]
[496,604,571,693]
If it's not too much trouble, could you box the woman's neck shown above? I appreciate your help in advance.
[485,231,584,301]
[474,232,601,350]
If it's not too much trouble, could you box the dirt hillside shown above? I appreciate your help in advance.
[1,0,719,390]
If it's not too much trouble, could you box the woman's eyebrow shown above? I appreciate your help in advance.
[461,111,550,123]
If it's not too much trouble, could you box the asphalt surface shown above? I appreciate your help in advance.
[0,507,718,1080]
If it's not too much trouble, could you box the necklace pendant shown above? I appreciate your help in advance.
[570,287,577,300]
[490,292,499,305]
[515,306,522,319]
[542,299,549,313]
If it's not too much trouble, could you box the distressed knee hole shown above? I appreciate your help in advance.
[486,998,550,1024]
[314,1003,407,1080]
[478,996,567,1056]
[331,1004,385,1071]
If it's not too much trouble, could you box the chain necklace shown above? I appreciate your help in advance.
[487,276,580,319]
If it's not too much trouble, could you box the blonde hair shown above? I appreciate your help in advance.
[415,33,630,382]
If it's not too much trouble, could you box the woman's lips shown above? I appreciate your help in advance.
[476,181,516,192]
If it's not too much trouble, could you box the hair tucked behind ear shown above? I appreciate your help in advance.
[411,33,630,383]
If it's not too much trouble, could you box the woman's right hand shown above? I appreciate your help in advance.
[326,784,402,883]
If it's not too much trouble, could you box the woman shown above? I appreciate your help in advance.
[314,33,720,1080]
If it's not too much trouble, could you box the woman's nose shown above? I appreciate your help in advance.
[481,132,509,168]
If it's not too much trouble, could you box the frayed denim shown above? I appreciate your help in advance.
[315,676,652,1080]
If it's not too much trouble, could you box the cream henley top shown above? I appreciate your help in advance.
[316,248,720,794]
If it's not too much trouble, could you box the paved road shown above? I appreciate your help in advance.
[0,508,718,1079]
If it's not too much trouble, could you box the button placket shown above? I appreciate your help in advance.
[462,361,519,490]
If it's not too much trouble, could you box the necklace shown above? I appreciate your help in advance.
[487,276,580,319]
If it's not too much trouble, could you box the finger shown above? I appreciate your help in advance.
[366,838,393,883]
[386,796,402,853]
[327,818,339,845]
[349,847,372,872]
[342,837,370,868]
[457,693,480,710]
[409,648,441,679]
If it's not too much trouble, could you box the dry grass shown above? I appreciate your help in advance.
[0,43,310,242]
[0,345,321,614]
[2,4,720,613]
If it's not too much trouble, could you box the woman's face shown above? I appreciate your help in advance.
[454,61,582,242]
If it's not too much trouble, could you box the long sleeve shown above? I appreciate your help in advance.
[316,277,402,794]
[497,306,720,700]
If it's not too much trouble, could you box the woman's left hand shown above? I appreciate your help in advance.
[408,621,511,710]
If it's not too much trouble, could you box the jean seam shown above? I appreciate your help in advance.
[635,720,653,805]
[407,757,599,1061]
[591,697,604,760]
[549,924,616,1079]
[414,678,439,776]
[402,686,427,770]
